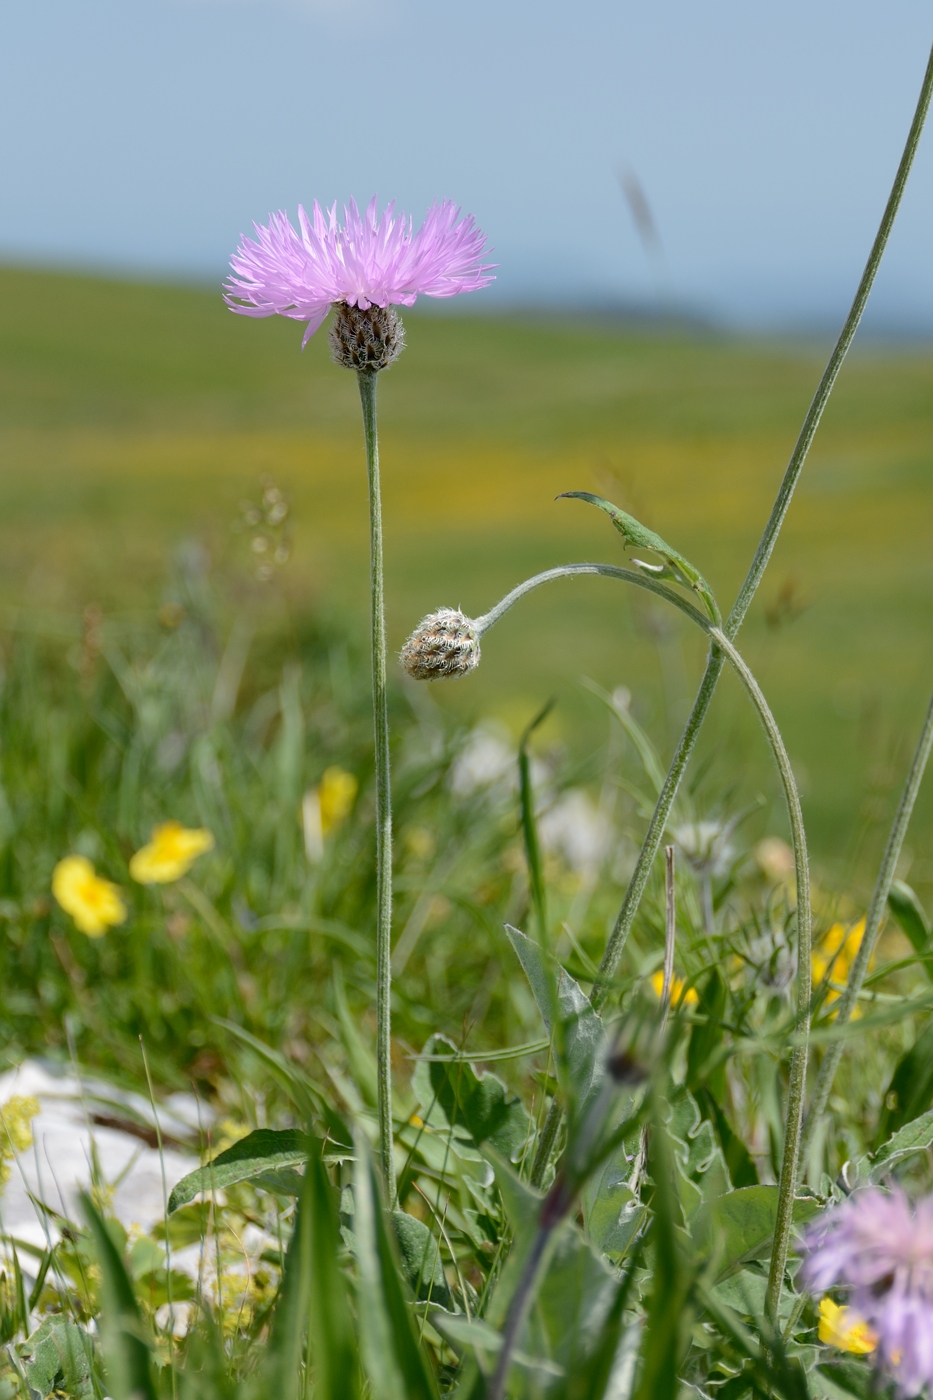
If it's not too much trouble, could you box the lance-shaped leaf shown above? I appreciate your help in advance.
[559,491,719,623]
[168,1128,308,1212]
[505,925,607,1116]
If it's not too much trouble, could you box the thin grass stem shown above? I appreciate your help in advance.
[801,684,933,1170]
[357,368,396,1205]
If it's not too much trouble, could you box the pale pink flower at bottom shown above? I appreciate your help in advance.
[801,1187,933,1396]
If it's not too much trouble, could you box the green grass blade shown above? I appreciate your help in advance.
[80,1193,157,1400]
[352,1137,439,1400]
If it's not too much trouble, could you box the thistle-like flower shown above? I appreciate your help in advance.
[224,197,494,356]
[400,608,481,681]
[800,1187,933,1395]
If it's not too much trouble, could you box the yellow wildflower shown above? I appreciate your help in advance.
[129,821,214,884]
[812,919,868,1012]
[318,767,358,834]
[0,1095,40,1186]
[52,855,127,937]
[650,970,699,1008]
[818,1297,877,1355]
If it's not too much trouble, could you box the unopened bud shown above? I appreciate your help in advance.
[400,608,481,681]
[329,302,406,372]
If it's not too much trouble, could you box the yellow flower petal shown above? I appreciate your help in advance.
[129,821,214,884]
[318,767,358,835]
[650,969,699,1007]
[818,1298,877,1355]
[52,855,127,937]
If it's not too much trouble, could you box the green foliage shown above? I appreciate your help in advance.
[168,1129,309,1212]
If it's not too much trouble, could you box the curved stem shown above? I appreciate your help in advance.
[800,685,933,1173]
[591,39,933,996]
[707,628,810,1316]
[358,368,396,1205]
[478,565,811,1309]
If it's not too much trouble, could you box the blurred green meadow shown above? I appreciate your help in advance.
[2,262,932,896]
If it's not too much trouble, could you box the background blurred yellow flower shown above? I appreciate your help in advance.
[818,1297,877,1355]
[812,919,867,1012]
[650,970,699,1008]
[318,766,358,834]
[302,766,359,863]
[52,855,127,936]
[130,821,215,884]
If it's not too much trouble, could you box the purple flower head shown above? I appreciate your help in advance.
[224,197,495,346]
[800,1187,933,1396]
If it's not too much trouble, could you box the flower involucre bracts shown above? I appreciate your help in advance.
[225,198,494,348]
[401,609,481,681]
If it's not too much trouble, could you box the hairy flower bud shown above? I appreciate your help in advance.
[400,608,481,681]
[328,302,406,371]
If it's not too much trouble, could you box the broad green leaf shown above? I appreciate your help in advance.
[353,1137,439,1400]
[412,1032,533,1163]
[876,1023,933,1144]
[814,1360,873,1400]
[19,1315,95,1400]
[864,1106,933,1182]
[481,1148,617,1385]
[558,1256,642,1400]
[690,1186,822,1280]
[686,969,727,1099]
[168,1128,307,1212]
[888,879,931,958]
[431,1314,564,1379]
[505,924,607,1115]
[80,1194,157,1400]
[559,491,719,622]
[393,1211,453,1308]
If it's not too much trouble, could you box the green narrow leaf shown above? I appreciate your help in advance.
[392,1211,452,1308]
[518,700,554,948]
[888,879,931,958]
[559,491,719,622]
[80,1194,157,1400]
[505,924,606,1115]
[876,1023,933,1143]
[352,1138,439,1400]
[265,1142,359,1400]
[632,1100,693,1400]
[168,1128,309,1212]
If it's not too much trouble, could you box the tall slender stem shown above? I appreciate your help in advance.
[592,39,933,998]
[801,685,933,1171]
[357,368,396,1205]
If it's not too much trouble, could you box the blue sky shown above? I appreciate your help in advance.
[2,0,932,326]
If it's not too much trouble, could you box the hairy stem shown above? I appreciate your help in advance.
[592,38,933,998]
[801,685,933,1172]
[358,369,396,1205]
